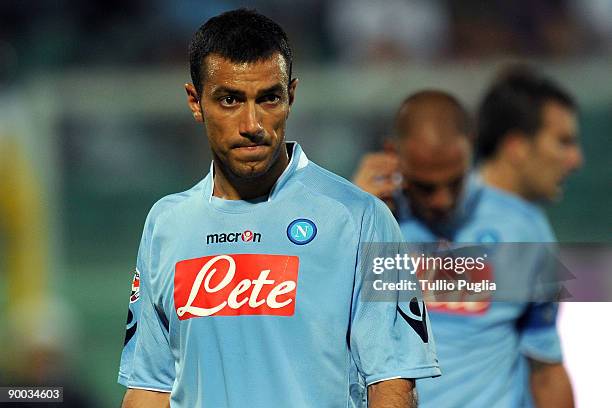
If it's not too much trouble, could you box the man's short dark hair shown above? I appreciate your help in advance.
[476,65,576,160]
[189,8,293,97]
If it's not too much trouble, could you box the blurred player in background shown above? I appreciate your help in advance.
[469,66,581,407]
[477,66,583,204]
[353,76,579,407]
[118,9,439,408]
[354,90,472,238]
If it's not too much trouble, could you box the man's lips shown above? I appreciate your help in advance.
[234,144,266,149]
[231,143,270,159]
[232,141,268,149]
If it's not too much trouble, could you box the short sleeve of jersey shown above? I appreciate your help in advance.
[518,301,562,362]
[349,198,441,385]
[518,238,563,363]
[117,211,175,391]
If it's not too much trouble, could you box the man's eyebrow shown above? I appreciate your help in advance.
[564,132,579,143]
[449,175,464,185]
[210,86,245,98]
[412,180,436,189]
[256,83,285,97]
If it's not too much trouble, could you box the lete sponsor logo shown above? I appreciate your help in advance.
[417,260,494,315]
[174,254,299,319]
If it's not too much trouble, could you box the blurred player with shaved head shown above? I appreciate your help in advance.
[392,91,472,236]
[353,90,472,238]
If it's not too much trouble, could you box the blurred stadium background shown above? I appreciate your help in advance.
[0,1,610,406]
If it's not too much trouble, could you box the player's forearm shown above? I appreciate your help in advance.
[121,388,170,408]
[368,378,417,408]
[529,361,574,408]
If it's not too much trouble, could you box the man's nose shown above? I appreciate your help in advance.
[429,187,454,212]
[239,102,264,139]
[567,146,584,172]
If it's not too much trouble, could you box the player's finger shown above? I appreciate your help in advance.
[353,152,400,194]
[363,153,399,173]
[370,180,398,199]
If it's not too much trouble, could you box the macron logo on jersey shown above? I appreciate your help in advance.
[206,230,261,245]
[174,254,299,319]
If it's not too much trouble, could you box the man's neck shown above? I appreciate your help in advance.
[480,159,529,201]
[212,145,289,200]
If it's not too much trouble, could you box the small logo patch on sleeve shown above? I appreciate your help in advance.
[129,268,141,303]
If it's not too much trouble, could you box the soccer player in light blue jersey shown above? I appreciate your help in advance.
[354,82,581,407]
[469,67,581,407]
[118,9,439,408]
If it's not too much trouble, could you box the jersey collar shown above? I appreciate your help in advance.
[203,142,309,208]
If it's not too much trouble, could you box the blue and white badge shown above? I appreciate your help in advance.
[476,229,500,243]
[287,219,317,245]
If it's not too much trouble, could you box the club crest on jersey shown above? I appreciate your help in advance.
[475,229,500,243]
[174,254,299,319]
[206,230,261,245]
[129,269,140,303]
[287,219,317,245]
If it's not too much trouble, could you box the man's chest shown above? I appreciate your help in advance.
[149,208,359,327]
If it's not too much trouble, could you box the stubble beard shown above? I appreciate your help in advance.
[220,138,285,182]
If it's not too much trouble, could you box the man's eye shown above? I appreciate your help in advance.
[449,178,463,192]
[560,136,577,147]
[220,96,238,107]
[413,183,435,194]
[261,94,280,104]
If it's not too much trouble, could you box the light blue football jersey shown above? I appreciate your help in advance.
[397,175,562,408]
[118,142,440,408]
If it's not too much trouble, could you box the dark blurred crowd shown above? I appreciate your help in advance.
[1,0,612,81]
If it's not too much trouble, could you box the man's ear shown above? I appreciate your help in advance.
[288,78,299,107]
[185,83,204,123]
[383,137,398,154]
[504,131,530,164]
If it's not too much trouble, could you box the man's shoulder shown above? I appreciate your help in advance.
[300,161,380,210]
[465,184,554,242]
[477,185,548,224]
[145,179,206,227]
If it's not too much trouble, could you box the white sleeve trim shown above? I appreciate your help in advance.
[367,375,403,386]
[127,385,172,393]
[522,349,563,364]
[365,365,442,386]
